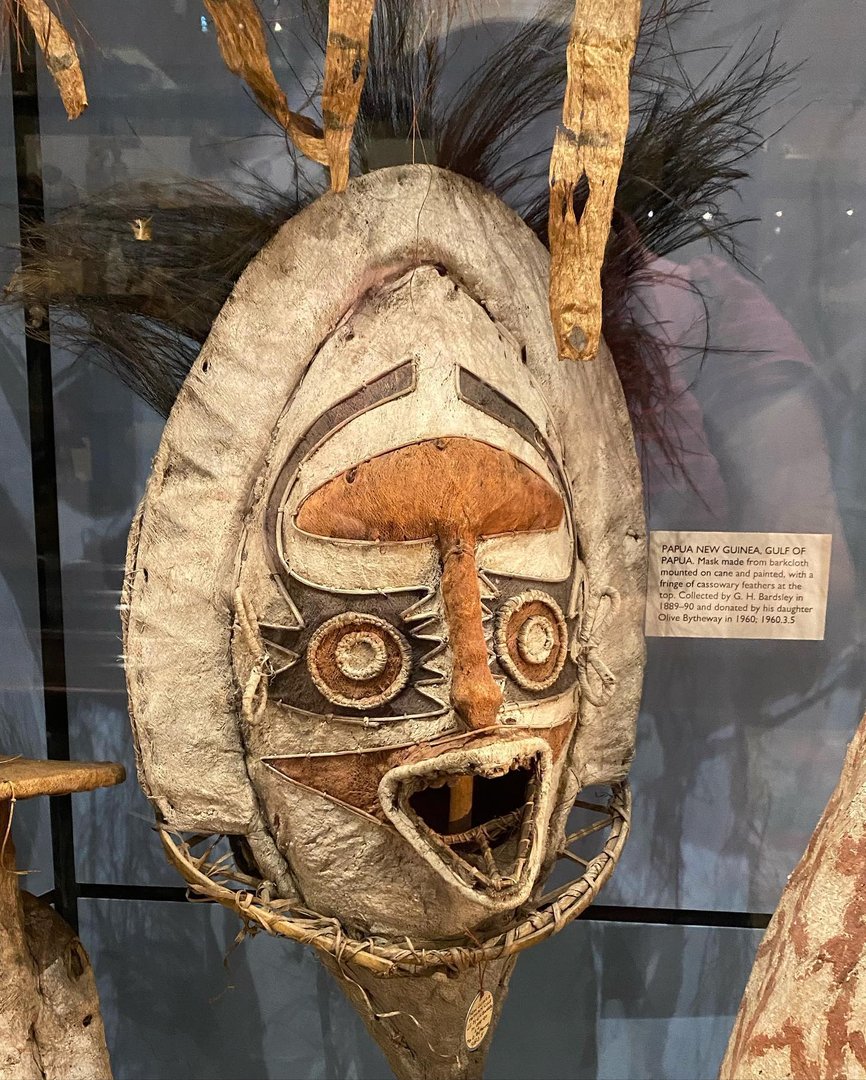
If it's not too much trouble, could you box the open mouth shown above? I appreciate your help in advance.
[379,737,551,900]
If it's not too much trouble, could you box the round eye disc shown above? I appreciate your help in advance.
[517,615,557,665]
[494,590,567,691]
[307,613,411,709]
[335,631,388,680]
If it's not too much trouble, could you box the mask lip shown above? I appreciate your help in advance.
[378,734,554,908]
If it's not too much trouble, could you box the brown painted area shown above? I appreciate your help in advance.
[266,720,575,822]
[439,534,503,731]
[297,437,564,735]
[268,745,402,820]
[297,437,563,542]
[310,618,404,703]
[728,911,789,1071]
[748,1019,818,1078]
[821,834,866,1076]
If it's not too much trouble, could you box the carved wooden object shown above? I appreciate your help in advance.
[0,756,124,1080]
[721,710,866,1079]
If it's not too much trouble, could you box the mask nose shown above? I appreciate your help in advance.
[440,536,504,731]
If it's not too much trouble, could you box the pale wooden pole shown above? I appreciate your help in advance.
[721,710,866,1079]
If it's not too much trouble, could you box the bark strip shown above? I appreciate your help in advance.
[321,0,376,192]
[18,0,87,120]
[204,0,328,165]
[548,0,640,361]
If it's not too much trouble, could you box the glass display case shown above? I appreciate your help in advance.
[2,2,864,1077]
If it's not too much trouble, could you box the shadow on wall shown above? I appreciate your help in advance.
[0,321,52,888]
[616,251,864,914]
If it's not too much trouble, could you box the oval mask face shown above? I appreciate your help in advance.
[235,264,583,933]
[124,166,646,941]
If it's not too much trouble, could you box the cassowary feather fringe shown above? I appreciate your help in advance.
[4,0,793,474]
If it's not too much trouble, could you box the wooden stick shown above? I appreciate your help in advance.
[321,0,376,192]
[0,756,124,801]
[448,774,474,834]
[548,0,640,361]
[18,0,87,120]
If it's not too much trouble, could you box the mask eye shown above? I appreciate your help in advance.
[307,613,411,709]
[494,590,567,691]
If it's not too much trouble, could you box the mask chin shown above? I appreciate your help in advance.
[378,734,554,909]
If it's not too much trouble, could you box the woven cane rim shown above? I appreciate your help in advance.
[159,780,630,977]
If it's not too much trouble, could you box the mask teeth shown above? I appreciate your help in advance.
[512,768,540,883]
[477,832,504,889]
[400,754,542,894]
[441,808,523,846]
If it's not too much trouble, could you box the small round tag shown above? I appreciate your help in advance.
[464,990,494,1051]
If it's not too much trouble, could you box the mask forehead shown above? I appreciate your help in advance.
[273,266,574,593]
[233,267,581,764]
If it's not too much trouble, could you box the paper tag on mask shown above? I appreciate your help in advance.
[646,531,832,639]
[465,990,494,1051]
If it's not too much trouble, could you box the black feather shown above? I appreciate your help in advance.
[6,177,317,415]
[5,0,794,447]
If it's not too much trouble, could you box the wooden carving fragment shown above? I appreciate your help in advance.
[721,709,866,1079]
[204,0,328,165]
[548,0,640,361]
[17,893,112,1080]
[0,803,43,1080]
[321,0,376,192]
[0,755,123,1079]
[18,0,87,120]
